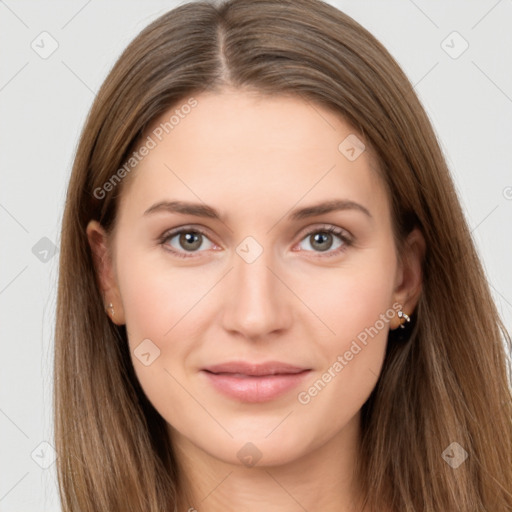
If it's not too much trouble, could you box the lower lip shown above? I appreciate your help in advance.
[202,370,311,403]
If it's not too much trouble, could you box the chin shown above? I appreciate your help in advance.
[210,427,314,468]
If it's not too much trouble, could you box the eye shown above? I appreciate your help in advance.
[296,225,352,257]
[158,224,353,259]
[159,227,216,258]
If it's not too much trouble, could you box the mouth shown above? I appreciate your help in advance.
[201,361,311,402]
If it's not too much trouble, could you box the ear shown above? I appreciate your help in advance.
[86,220,126,325]
[390,227,425,329]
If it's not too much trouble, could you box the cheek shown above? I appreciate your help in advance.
[293,243,396,408]
[115,250,218,416]
[295,245,397,346]
[117,245,214,342]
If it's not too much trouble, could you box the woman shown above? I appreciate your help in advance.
[54,0,512,510]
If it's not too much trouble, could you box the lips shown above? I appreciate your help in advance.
[202,361,309,376]
[201,361,311,402]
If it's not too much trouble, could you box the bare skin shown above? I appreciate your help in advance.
[87,88,424,512]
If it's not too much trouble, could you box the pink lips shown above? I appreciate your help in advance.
[201,361,311,403]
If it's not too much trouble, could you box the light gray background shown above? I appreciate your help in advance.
[1,1,511,510]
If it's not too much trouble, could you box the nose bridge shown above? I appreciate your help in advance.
[221,241,290,339]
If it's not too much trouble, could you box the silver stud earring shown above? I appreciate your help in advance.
[397,309,410,329]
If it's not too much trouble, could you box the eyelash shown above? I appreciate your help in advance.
[158,225,353,259]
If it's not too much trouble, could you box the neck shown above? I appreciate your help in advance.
[170,411,368,512]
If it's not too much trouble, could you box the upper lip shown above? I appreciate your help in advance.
[202,361,310,376]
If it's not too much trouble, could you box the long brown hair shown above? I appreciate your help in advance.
[54,0,512,510]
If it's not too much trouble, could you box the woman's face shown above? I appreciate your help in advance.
[88,89,421,468]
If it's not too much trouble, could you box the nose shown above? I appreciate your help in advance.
[220,247,293,341]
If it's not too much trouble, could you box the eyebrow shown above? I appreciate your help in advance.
[143,199,372,221]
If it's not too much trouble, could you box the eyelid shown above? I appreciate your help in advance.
[296,223,353,242]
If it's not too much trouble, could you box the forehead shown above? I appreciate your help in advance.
[117,90,388,225]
